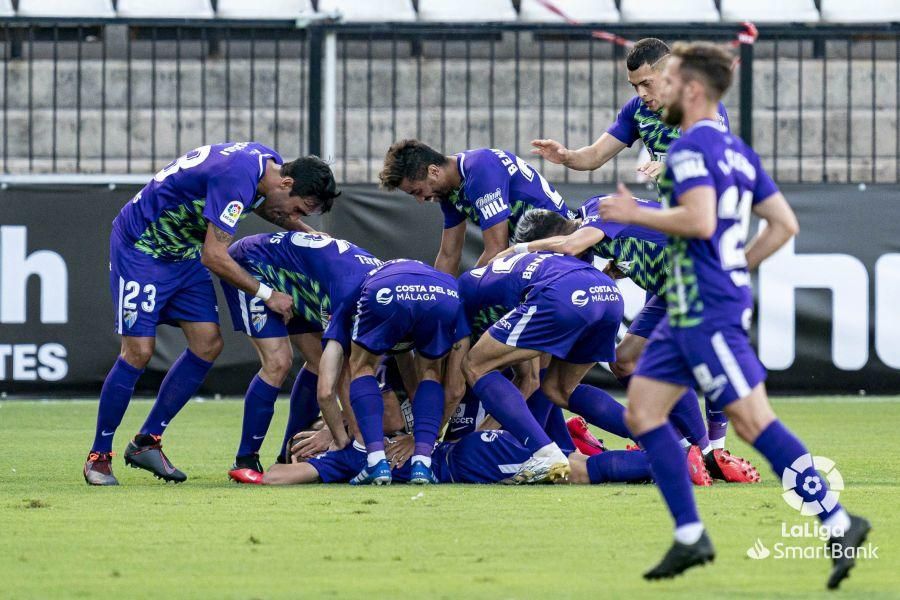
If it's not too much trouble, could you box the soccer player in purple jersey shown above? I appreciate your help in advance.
[83,143,339,486]
[532,38,734,452]
[450,252,624,483]
[219,231,382,482]
[379,139,575,275]
[599,42,870,588]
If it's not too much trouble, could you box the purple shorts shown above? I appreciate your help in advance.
[634,317,766,408]
[628,293,667,339]
[109,236,219,337]
[350,261,463,359]
[488,270,624,364]
[220,280,323,339]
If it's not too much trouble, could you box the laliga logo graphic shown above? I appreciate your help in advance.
[570,290,588,307]
[781,454,843,516]
[746,538,771,560]
[376,288,393,305]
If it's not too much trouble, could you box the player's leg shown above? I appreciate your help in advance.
[567,451,652,485]
[544,360,632,440]
[626,375,716,579]
[406,354,445,484]
[85,335,155,486]
[347,344,392,485]
[724,385,871,589]
[278,332,324,462]
[229,335,292,480]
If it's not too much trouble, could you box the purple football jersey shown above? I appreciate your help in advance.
[658,120,779,328]
[113,142,282,261]
[440,148,575,233]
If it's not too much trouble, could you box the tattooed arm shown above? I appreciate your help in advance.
[201,223,294,320]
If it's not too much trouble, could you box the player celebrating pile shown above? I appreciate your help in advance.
[83,142,339,486]
[379,139,575,274]
[598,42,870,588]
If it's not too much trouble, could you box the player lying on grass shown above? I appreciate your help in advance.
[531,38,733,448]
[445,252,625,484]
[453,252,719,485]
[598,41,870,588]
[84,143,339,486]
[379,139,575,275]
[219,231,383,481]
[504,201,759,484]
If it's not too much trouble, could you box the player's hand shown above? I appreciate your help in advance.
[290,427,334,461]
[531,138,570,166]
[265,290,294,324]
[385,433,414,469]
[491,247,516,263]
[637,160,665,180]
[603,261,627,280]
[599,183,639,224]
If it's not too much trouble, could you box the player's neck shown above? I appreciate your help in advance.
[680,101,720,132]
[445,156,462,187]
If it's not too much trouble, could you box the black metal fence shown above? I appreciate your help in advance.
[1,19,898,184]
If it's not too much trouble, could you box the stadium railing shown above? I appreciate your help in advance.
[0,18,898,184]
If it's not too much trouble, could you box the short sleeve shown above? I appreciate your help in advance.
[668,141,716,198]
[606,97,641,147]
[440,199,466,230]
[322,297,356,353]
[752,153,780,204]
[203,165,256,235]
[464,159,512,231]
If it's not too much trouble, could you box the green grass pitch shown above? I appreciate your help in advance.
[1,397,897,599]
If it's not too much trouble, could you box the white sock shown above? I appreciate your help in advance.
[701,444,712,456]
[534,442,563,460]
[367,450,386,467]
[674,522,705,545]
[678,437,691,449]
[823,509,852,534]
[412,455,431,468]
[710,438,726,450]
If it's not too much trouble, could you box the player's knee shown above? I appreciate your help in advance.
[623,403,655,435]
[191,334,224,362]
[541,383,568,408]
[461,355,483,387]
[121,345,153,369]
[263,352,293,383]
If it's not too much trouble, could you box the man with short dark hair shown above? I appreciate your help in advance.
[379,139,574,275]
[599,42,870,588]
[83,143,340,486]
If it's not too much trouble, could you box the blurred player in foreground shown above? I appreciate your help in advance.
[598,42,870,588]
[379,139,575,275]
[83,143,339,486]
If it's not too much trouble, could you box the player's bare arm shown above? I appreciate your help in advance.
[434,221,466,275]
[531,133,628,171]
[515,225,603,258]
[201,223,294,321]
[315,340,353,450]
[600,182,716,239]
[744,192,800,270]
[442,337,470,427]
[475,221,509,268]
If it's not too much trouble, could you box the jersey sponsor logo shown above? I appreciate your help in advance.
[391,284,458,303]
[669,150,708,183]
[376,288,394,305]
[571,290,588,307]
[588,284,621,302]
[495,318,513,331]
[252,312,268,332]
[475,188,509,221]
[219,200,244,228]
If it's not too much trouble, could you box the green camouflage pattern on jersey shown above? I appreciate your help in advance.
[133,198,254,261]
[247,260,331,328]
[591,237,670,297]
[658,166,703,328]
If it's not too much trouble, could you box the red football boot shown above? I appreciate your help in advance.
[704,448,761,483]
[228,454,265,484]
[687,445,712,486]
[625,444,641,451]
[566,416,606,456]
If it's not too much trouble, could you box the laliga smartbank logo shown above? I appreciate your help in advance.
[745,455,879,562]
